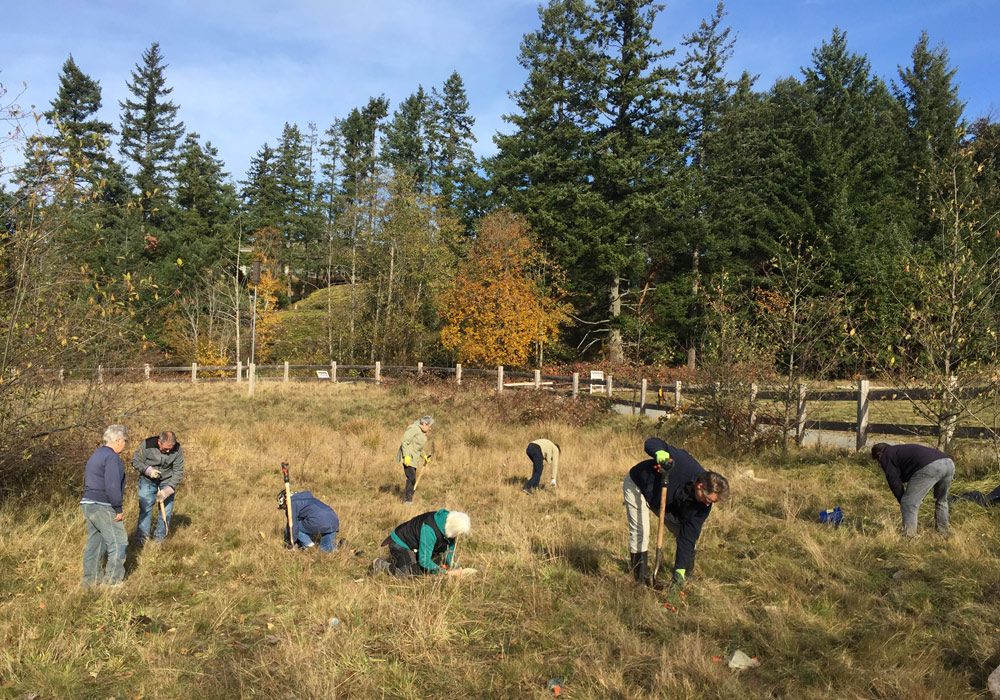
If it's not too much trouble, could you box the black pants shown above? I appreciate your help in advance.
[525,443,544,489]
[402,466,416,501]
[388,541,420,577]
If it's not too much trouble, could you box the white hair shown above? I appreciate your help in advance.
[444,511,470,538]
[103,424,129,445]
[419,415,434,427]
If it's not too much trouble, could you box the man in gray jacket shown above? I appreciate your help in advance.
[133,430,185,544]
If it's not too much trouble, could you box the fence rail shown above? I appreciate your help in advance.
[41,362,996,449]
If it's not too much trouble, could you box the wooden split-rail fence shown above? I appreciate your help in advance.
[47,362,998,450]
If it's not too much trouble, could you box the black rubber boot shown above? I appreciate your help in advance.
[629,552,642,581]
[636,551,649,584]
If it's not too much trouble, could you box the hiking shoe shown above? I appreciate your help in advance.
[522,486,534,495]
[371,558,391,574]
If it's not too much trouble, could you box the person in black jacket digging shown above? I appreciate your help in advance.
[623,437,729,601]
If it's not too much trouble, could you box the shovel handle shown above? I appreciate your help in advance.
[159,499,169,537]
[650,480,669,584]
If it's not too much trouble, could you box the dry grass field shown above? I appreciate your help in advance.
[1,380,999,699]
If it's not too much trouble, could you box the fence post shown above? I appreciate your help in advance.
[248,363,256,397]
[283,361,289,382]
[606,374,614,399]
[456,363,462,386]
[674,380,682,409]
[749,382,759,433]
[142,363,149,381]
[856,379,870,451]
[331,361,337,383]
[796,383,808,446]
[192,362,198,383]
[572,372,579,398]
[59,367,65,384]
[375,361,381,384]
[639,378,648,416]
[98,364,103,384]
[534,369,541,389]
[236,360,242,383]
[497,365,504,394]
[417,361,423,377]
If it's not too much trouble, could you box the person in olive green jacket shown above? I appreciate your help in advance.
[523,439,560,494]
[395,415,433,504]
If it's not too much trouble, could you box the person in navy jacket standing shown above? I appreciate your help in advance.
[80,424,130,587]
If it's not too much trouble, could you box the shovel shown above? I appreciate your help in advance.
[158,499,170,538]
[649,478,669,587]
[413,438,435,493]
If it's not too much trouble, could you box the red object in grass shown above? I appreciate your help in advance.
[552,685,561,697]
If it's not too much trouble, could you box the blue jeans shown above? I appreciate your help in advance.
[137,478,174,543]
[901,458,955,534]
[81,503,127,586]
[525,443,545,490]
[296,529,338,552]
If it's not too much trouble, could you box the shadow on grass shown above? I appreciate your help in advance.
[530,538,603,575]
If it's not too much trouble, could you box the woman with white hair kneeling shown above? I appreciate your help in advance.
[375,509,473,577]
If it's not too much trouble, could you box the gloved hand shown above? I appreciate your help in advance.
[156,489,168,503]
[147,468,162,479]
[423,455,431,464]
[403,455,411,467]
[655,450,670,466]
[664,569,686,609]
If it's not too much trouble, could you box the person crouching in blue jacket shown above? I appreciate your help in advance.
[277,490,340,551]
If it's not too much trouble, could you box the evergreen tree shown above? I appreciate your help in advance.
[41,55,115,202]
[429,72,479,228]
[167,133,237,290]
[119,42,185,221]
[588,0,680,363]
[666,1,744,368]
[241,143,282,236]
[894,31,965,243]
[491,0,605,358]
[383,87,432,190]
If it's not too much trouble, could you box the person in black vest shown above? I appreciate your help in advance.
[374,509,470,577]
[132,430,184,544]
[623,437,729,600]
[870,442,955,536]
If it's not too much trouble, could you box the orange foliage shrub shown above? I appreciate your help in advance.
[440,210,569,367]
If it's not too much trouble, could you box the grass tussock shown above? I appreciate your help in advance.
[1,382,999,699]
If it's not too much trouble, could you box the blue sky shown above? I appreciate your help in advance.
[2,0,996,183]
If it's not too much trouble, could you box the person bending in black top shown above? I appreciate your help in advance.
[623,437,729,600]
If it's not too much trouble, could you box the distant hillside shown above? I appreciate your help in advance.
[270,284,359,362]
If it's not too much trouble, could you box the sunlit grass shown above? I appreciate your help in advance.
[0,381,998,698]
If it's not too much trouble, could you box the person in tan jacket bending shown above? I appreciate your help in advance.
[522,439,560,494]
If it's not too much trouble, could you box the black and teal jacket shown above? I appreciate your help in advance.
[390,509,455,574]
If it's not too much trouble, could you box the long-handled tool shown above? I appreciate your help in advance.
[281,462,294,548]
[158,499,169,538]
[412,438,435,493]
[650,474,669,587]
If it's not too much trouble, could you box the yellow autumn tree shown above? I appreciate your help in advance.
[440,210,570,367]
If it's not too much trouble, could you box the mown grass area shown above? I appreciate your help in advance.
[1,381,999,699]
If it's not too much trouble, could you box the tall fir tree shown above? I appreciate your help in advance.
[41,55,115,203]
[588,0,680,363]
[430,72,479,229]
[383,86,433,191]
[894,31,965,243]
[119,42,185,223]
[168,132,237,291]
[666,1,745,368]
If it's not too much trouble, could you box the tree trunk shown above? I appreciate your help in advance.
[608,276,624,364]
[687,247,700,371]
